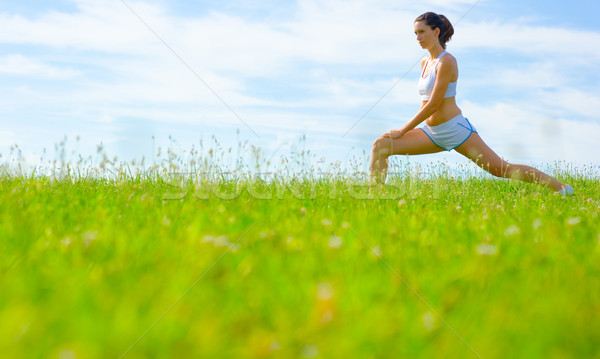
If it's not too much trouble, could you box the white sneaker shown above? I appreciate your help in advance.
[557,185,574,195]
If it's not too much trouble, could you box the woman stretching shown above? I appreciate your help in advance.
[370,12,574,195]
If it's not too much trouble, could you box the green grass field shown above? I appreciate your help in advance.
[1,166,600,358]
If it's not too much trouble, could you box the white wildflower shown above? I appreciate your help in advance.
[476,243,498,256]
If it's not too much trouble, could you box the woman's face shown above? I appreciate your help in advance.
[414,21,440,49]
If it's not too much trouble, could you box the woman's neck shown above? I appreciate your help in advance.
[428,45,445,59]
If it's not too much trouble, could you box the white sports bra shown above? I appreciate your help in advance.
[418,51,457,101]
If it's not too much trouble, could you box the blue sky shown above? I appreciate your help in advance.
[1,0,599,174]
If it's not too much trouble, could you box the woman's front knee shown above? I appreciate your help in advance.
[372,136,389,153]
[373,135,387,146]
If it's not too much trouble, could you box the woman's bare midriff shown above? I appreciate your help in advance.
[422,97,462,126]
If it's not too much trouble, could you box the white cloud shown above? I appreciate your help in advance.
[0,131,17,147]
[0,1,162,54]
[459,60,600,121]
[459,100,600,165]
[541,88,600,120]
[454,20,600,63]
[0,0,475,74]
[0,54,81,78]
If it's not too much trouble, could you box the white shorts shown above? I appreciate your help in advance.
[420,114,477,151]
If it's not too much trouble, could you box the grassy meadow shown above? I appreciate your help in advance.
[1,153,600,358]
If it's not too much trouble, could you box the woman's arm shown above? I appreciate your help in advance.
[386,55,456,139]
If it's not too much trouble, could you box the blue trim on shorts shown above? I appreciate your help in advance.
[450,117,478,151]
[420,128,447,151]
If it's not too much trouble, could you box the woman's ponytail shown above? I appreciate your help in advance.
[438,14,454,49]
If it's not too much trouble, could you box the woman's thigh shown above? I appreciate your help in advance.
[454,133,506,174]
[374,129,445,156]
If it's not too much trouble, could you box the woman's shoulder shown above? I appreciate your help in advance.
[438,52,458,72]
[440,51,457,64]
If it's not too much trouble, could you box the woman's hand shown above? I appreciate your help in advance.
[383,129,406,139]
